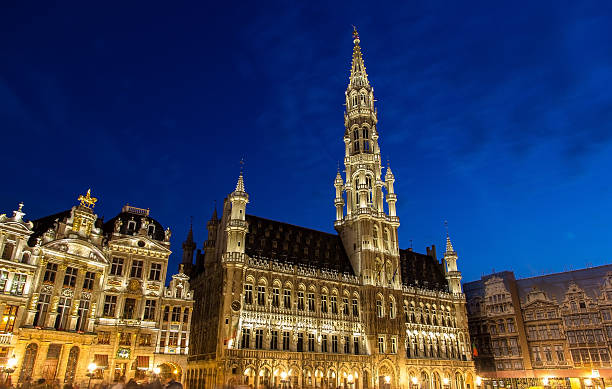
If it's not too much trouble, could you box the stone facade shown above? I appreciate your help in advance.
[465,265,612,389]
[0,194,192,386]
[185,29,475,389]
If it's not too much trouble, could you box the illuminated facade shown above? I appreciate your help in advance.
[465,265,612,389]
[186,29,475,389]
[0,195,192,385]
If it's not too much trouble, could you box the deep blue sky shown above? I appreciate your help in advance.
[2,2,612,283]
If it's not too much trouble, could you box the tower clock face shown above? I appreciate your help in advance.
[231,300,241,311]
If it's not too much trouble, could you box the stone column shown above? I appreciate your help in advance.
[32,342,50,380]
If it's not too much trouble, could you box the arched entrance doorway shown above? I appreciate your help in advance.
[378,365,394,389]
[455,373,465,389]
[158,362,182,382]
[244,367,256,387]
[259,367,271,389]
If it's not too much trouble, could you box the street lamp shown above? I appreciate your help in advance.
[476,376,482,387]
[280,371,288,389]
[443,377,450,389]
[543,377,550,387]
[3,355,17,384]
[153,367,161,375]
[86,362,97,389]
[348,374,354,389]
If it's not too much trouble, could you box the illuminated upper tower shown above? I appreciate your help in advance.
[335,28,400,286]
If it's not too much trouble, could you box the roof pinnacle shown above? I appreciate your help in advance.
[444,220,455,254]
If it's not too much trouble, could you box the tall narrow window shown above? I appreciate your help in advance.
[332,335,338,353]
[255,329,264,349]
[55,297,72,330]
[272,288,280,307]
[296,333,304,352]
[149,263,162,281]
[110,258,124,276]
[344,336,350,353]
[1,242,14,260]
[322,335,328,352]
[171,307,181,321]
[321,295,328,313]
[257,286,265,306]
[0,271,8,292]
[103,295,117,317]
[64,267,78,287]
[34,293,51,327]
[143,300,156,320]
[83,271,95,290]
[282,331,290,350]
[343,298,349,315]
[308,293,315,311]
[123,298,136,319]
[352,298,359,316]
[308,334,315,352]
[244,284,253,305]
[376,299,383,318]
[270,330,278,350]
[283,289,291,308]
[75,300,90,332]
[44,263,58,283]
[354,336,360,355]
[391,337,397,354]
[0,305,18,333]
[330,296,338,314]
[130,260,143,278]
[389,300,396,319]
[378,337,385,353]
[10,274,27,295]
[183,308,189,323]
[297,291,305,311]
[241,328,250,349]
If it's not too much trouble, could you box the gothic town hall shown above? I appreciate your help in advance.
[183,30,476,389]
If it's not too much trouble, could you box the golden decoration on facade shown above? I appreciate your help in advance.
[78,189,98,208]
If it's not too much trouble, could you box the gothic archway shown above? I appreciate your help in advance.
[19,343,38,383]
[64,346,79,383]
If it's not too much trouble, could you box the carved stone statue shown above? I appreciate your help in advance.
[114,219,122,232]
[165,227,172,241]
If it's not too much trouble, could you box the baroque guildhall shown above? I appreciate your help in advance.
[184,30,476,389]
[0,191,193,385]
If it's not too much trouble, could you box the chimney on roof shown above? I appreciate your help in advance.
[426,247,430,256]
[431,244,437,261]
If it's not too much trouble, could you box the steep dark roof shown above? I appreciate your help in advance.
[28,209,72,246]
[399,249,448,291]
[245,215,353,274]
[103,212,166,241]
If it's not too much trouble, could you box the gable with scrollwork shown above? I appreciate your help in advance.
[43,238,107,264]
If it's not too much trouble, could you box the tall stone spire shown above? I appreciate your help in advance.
[349,27,370,89]
[181,217,196,275]
[443,222,462,293]
[336,28,399,285]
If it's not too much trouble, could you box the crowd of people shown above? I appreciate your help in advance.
[5,375,183,389]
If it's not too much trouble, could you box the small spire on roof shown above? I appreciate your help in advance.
[212,200,218,221]
[444,220,455,253]
[235,158,246,192]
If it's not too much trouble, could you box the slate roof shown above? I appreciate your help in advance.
[400,249,448,291]
[103,212,166,242]
[245,215,353,274]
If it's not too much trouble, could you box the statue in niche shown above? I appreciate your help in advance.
[114,219,122,232]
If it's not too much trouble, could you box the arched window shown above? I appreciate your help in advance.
[376,296,384,318]
[19,343,38,383]
[21,252,30,264]
[388,298,396,319]
[64,346,79,384]
[148,224,155,236]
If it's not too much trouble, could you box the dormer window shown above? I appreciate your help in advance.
[147,224,155,236]
[127,221,136,232]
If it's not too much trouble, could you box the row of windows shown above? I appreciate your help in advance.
[33,294,90,332]
[0,242,31,263]
[110,258,162,281]
[243,285,360,315]
[570,348,611,365]
[101,295,189,323]
[240,329,361,354]
[43,263,96,289]
[566,329,606,344]
[531,345,567,363]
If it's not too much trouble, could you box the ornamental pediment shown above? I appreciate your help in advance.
[0,219,34,234]
[109,236,171,257]
[44,238,107,264]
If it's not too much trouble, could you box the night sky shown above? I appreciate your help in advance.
[2,2,611,284]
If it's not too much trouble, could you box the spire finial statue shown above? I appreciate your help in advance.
[235,159,246,193]
[352,25,360,44]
